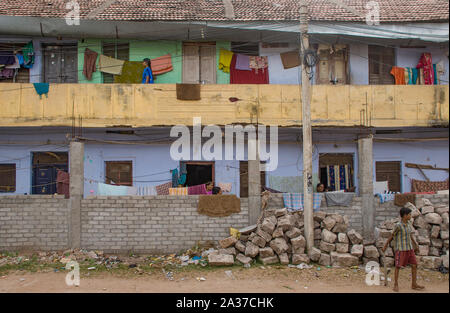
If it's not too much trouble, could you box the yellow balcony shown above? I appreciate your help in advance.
[0,84,448,128]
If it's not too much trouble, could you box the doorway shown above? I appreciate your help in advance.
[43,44,78,83]
[32,152,68,195]
[182,42,216,84]
[239,161,266,198]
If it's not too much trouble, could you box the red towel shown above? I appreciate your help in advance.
[188,184,208,195]
[151,54,173,75]
[230,54,269,84]
[56,170,70,199]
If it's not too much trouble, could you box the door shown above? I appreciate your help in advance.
[316,45,348,85]
[376,161,401,192]
[32,165,68,195]
[44,45,78,83]
[369,45,395,85]
[239,161,266,198]
[182,43,216,84]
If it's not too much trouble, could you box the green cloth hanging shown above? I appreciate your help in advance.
[22,41,34,69]
[114,61,144,84]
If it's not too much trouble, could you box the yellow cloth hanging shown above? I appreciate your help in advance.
[219,49,234,73]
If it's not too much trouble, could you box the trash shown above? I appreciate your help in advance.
[180,278,185,281]
[19,278,25,282]
[192,256,202,261]
[196,277,206,282]
[88,267,96,270]
[166,271,174,281]
[230,228,241,239]
[316,267,321,271]
[288,264,296,268]
[304,286,308,289]
[180,255,189,262]
[260,266,266,269]
[244,263,251,268]
[297,263,312,269]
[129,264,137,268]
[224,270,235,280]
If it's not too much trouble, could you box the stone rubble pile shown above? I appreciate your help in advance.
[210,198,449,271]
[377,199,449,270]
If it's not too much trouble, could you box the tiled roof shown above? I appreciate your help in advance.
[0,0,448,22]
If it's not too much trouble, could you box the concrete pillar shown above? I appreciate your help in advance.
[68,141,84,249]
[358,135,374,239]
[248,138,261,225]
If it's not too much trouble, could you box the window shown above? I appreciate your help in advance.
[369,45,395,85]
[102,42,129,83]
[376,161,401,192]
[0,164,16,192]
[0,42,30,83]
[105,161,133,186]
[181,161,215,187]
[315,44,349,85]
[319,153,354,191]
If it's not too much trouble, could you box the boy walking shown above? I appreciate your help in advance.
[382,207,425,292]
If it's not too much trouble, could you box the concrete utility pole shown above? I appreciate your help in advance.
[300,2,314,253]
[68,140,84,249]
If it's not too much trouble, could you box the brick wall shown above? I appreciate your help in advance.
[0,193,447,252]
[0,195,69,251]
[81,196,249,253]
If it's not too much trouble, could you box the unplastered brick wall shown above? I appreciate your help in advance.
[268,193,449,233]
[375,194,450,226]
[0,195,69,251]
[81,196,249,254]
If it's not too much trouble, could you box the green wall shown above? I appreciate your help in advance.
[77,39,230,84]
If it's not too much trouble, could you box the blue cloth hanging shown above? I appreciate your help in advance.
[172,168,179,187]
[33,83,49,99]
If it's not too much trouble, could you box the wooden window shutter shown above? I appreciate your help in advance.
[369,45,395,85]
[0,164,16,192]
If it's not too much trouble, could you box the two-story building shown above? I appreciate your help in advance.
[0,0,448,199]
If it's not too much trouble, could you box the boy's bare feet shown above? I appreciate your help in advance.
[393,285,399,292]
[412,284,425,290]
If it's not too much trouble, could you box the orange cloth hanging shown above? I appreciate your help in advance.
[390,66,406,85]
[151,54,173,75]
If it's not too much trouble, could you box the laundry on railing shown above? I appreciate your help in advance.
[282,193,322,212]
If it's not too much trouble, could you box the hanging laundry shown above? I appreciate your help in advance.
[390,66,406,85]
[235,54,251,71]
[411,179,449,193]
[188,184,208,195]
[282,193,322,212]
[97,183,129,196]
[33,83,49,99]
[151,54,173,75]
[217,183,232,193]
[113,61,143,83]
[280,50,301,69]
[56,170,70,199]
[22,42,34,69]
[16,53,24,66]
[433,64,438,85]
[404,68,410,85]
[83,48,98,81]
[137,185,157,196]
[249,56,268,74]
[375,192,396,204]
[172,169,179,187]
[230,54,269,84]
[416,53,434,85]
[99,54,125,75]
[5,55,20,69]
[405,68,414,85]
[169,187,188,195]
[327,165,351,191]
[155,181,172,195]
[373,181,389,195]
[0,52,16,65]
[0,69,14,79]
[219,49,234,73]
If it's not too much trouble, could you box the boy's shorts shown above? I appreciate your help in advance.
[394,250,417,268]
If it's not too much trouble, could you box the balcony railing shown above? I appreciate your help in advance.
[0,84,448,128]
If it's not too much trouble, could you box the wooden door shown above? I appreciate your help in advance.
[376,161,401,192]
[44,45,78,83]
[316,45,348,84]
[199,45,216,84]
[369,45,395,85]
[182,43,216,84]
[239,161,266,198]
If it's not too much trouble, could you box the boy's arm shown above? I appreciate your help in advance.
[382,234,394,252]
[410,231,419,252]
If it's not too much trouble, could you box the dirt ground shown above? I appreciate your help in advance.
[0,266,448,293]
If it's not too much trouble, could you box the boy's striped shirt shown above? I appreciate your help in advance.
[392,221,414,251]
